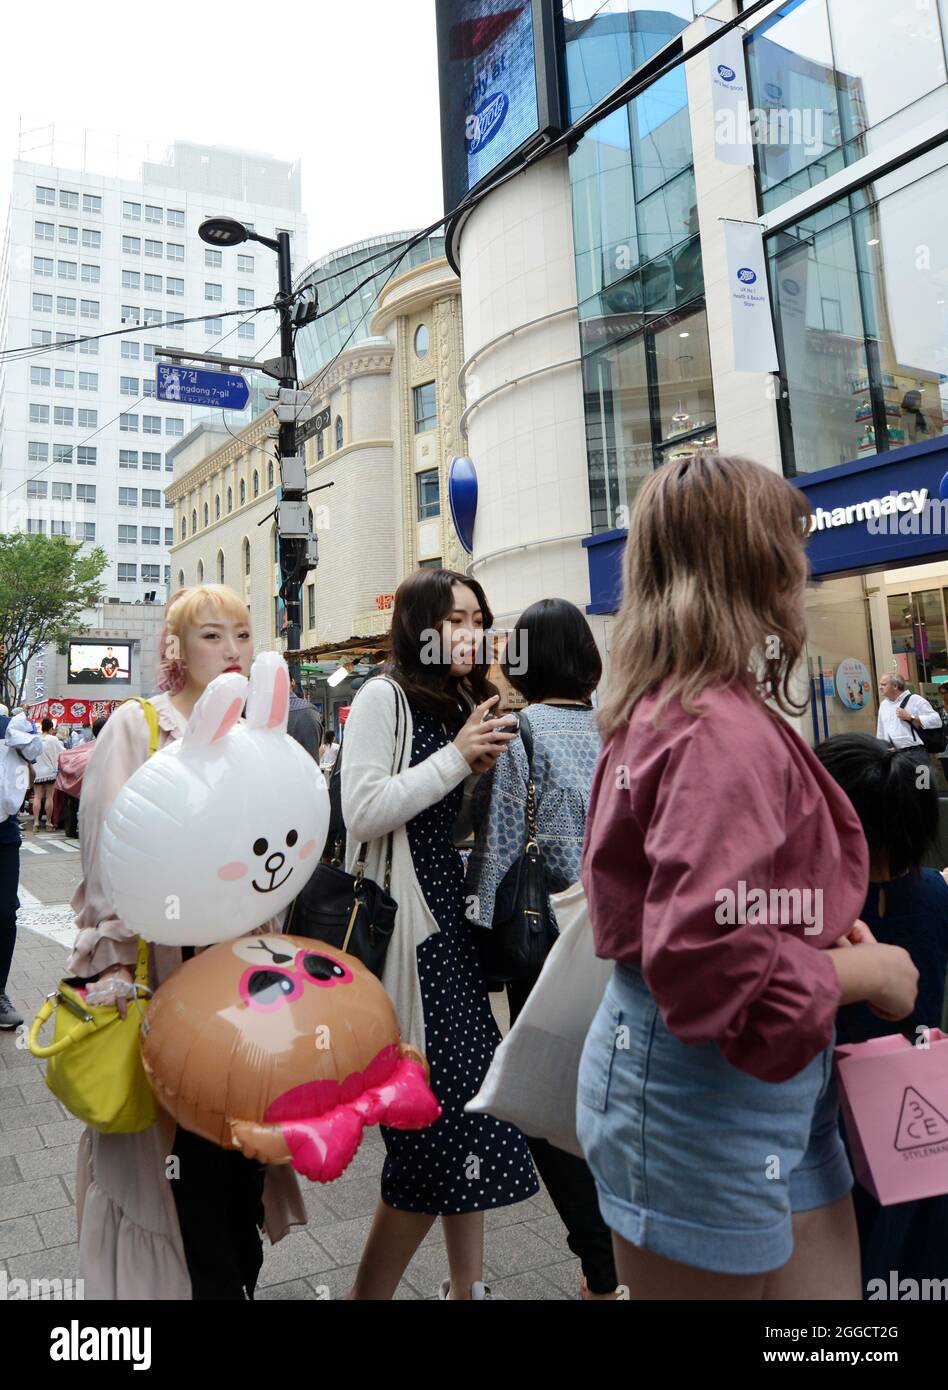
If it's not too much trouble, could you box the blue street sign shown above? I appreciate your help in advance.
[156,364,250,410]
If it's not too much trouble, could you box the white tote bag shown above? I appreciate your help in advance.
[466,879,613,1158]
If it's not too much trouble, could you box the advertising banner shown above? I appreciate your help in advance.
[723,219,779,373]
[708,24,753,167]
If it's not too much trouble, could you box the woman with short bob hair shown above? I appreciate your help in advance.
[69,584,305,1299]
[342,568,539,1300]
[578,453,918,1299]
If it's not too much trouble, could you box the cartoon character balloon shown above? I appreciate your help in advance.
[141,934,441,1182]
[99,652,329,946]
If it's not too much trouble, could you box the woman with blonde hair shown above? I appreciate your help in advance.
[69,584,305,1299]
[577,453,918,1299]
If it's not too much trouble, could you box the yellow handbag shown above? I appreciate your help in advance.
[27,698,160,1134]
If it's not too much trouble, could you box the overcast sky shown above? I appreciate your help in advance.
[0,0,445,266]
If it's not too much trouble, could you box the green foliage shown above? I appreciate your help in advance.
[0,533,108,706]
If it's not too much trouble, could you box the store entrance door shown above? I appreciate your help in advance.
[804,578,877,744]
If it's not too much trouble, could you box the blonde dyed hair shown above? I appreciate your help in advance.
[157,584,251,692]
[596,453,812,743]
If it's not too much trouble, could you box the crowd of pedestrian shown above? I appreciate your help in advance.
[4,450,947,1301]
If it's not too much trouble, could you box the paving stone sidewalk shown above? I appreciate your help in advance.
[1,923,582,1301]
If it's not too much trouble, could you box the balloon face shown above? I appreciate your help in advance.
[99,652,329,946]
[141,934,440,1182]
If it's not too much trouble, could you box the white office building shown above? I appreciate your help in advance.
[0,128,307,603]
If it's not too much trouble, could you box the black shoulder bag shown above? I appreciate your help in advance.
[899,690,948,755]
[288,679,406,978]
[473,714,560,984]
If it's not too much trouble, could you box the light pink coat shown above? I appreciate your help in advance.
[69,692,306,1300]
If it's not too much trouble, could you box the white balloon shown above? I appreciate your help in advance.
[100,651,330,946]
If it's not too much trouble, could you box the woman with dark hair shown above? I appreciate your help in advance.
[577,453,918,1299]
[814,733,948,1291]
[342,568,539,1300]
[466,597,618,1298]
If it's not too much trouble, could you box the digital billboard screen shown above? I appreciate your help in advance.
[437,1,561,218]
[68,641,132,685]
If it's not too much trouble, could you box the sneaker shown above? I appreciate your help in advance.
[438,1279,507,1301]
[0,994,23,1029]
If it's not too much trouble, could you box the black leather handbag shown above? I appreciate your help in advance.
[288,679,406,979]
[474,715,560,984]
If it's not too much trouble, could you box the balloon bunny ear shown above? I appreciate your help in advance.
[180,672,248,753]
[245,651,290,734]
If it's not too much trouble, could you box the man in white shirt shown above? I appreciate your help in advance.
[876,673,942,764]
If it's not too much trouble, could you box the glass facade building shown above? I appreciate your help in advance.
[294,232,446,380]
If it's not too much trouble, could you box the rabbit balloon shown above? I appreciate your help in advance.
[99,651,329,946]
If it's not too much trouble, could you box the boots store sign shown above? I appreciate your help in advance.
[794,435,948,578]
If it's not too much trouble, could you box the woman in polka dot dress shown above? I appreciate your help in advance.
[342,570,539,1300]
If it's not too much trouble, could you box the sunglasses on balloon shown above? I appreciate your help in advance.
[239,943,354,1012]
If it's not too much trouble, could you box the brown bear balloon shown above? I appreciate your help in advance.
[141,934,440,1183]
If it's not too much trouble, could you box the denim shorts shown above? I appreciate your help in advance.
[576,964,853,1276]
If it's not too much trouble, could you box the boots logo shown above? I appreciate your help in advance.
[736,267,757,285]
[466,92,509,155]
[716,64,736,82]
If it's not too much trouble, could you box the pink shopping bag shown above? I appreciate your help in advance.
[835,1029,948,1206]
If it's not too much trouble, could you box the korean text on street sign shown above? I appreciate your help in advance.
[156,364,250,410]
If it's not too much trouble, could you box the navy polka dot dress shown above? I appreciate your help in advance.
[380,704,539,1215]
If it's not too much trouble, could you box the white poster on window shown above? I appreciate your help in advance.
[774,238,810,392]
[723,220,779,373]
[708,25,753,167]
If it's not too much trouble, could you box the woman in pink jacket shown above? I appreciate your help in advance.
[577,453,918,1299]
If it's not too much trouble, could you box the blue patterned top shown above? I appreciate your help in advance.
[464,703,601,929]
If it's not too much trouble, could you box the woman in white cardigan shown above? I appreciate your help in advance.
[342,569,540,1300]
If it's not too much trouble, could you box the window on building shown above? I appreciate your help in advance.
[33,255,53,277]
[145,239,162,258]
[82,194,102,215]
[142,563,160,583]
[237,287,254,307]
[143,344,158,362]
[217,551,224,583]
[237,322,254,340]
[120,414,139,433]
[118,526,137,544]
[122,235,141,256]
[142,379,156,397]
[166,242,184,262]
[166,417,183,436]
[121,341,140,360]
[33,293,52,313]
[143,308,162,327]
[78,408,96,428]
[165,311,183,329]
[122,270,141,290]
[215,495,221,519]
[164,529,173,546]
[237,254,254,274]
[413,382,437,432]
[145,204,162,224]
[225,487,232,513]
[31,330,51,346]
[143,451,161,470]
[118,563,137,582]
[77,522,96,541]
[205,248,222,268]
[80,263,100,283]
[51,482,71,501]
[77,446,96,466]
[35,186,55,205]
[204,282,222,302]
[54,369,74,389]
[144,273,162,294]
[418,558,444,569]
[205,318,223,335]
[414,324,430,358]
[27,480,48,498]
[50,521,71,536]
[30,366,51,385]
[181,517,188,540]
[166,277,183,296]
[76,484,96,502]
[142,526,160,545]
[82,229,101,249]
[58,259,77,280]
[80,336,98,356]
[34,220,54,242]
[78,371,97,390]
[123,201,141,221]
[29,404,50,424]
[27,519,46,534]
[142,489,161,508]
[121,304,140,324]
[253,470,259,498]
[244,538,251,576]
[55,406,74,426]
[119,487,138,506]
[267,461,274,488]
[416,468,440,520]
[239,479,245,505]
[316,429,324,460]
[335,416,344,449]
[203,503,209,526]
[143,415,161,435]
[59,190,79,210]
[120,376,139,396]
[166,209,184,228]
[80,299,99,320]
[307,584,315,628]
[53,445,73,465]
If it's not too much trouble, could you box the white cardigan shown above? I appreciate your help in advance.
[341,676,475,1054]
